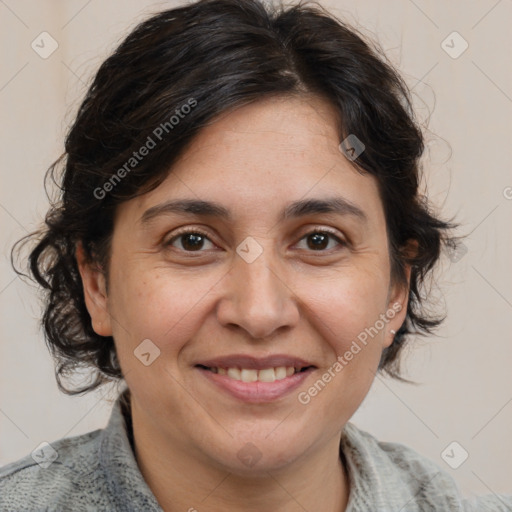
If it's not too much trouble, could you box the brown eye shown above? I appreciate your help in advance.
[296,230,345,252]
[165,230,215,252]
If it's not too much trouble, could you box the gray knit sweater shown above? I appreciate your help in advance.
[1,393,510,511]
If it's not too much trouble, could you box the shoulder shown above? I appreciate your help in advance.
[0,428,113,511]
[342,422,512,511]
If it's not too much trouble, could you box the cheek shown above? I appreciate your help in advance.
[305,267,389,345]
[299,273,390,420]
[108,264,219,350]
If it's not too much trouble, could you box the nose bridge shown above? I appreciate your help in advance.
[217,238,299,339]
[238,246,281,304]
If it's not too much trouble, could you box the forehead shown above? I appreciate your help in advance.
[176,95,344,178]
[117,95,384,229]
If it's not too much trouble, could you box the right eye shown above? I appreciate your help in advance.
[164,229,217,253]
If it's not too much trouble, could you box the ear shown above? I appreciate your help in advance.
[383,239,418,348]
[75,242,112,337]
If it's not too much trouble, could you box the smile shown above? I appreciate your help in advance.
[195,365,316,403]
[198,365,313,382]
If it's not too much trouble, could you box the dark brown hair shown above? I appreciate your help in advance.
[12,0,462,395]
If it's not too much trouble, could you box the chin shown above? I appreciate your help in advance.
[206,434,306,475]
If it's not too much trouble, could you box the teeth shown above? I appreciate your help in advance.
[259,368,276,382]
[212,366,301,382]
[241,369,258,382]
[227,367,241,380]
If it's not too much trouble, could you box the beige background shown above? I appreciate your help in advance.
[1,0,511,500]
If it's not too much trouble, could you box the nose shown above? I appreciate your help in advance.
[215,245,300,340]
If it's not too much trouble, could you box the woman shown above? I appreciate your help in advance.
[1,0,510,510]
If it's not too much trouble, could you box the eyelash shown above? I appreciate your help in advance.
[164,227,347,254]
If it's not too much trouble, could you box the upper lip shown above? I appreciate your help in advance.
[195,354,316,370]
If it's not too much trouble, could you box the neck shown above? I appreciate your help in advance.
[127,398,350,512]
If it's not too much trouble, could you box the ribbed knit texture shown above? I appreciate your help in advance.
[1,393,510,511]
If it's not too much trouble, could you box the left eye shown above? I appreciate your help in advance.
[165,229,344,253]
[295,231,345,251]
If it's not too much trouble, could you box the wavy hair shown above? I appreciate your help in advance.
[12,0,463,395]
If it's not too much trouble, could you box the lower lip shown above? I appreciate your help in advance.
[196,367,315,403]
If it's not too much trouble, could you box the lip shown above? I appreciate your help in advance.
[195,353,315,370]
[196,365,316,403]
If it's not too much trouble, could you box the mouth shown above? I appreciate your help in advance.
[193,355,317,403]
[195,364,315,383]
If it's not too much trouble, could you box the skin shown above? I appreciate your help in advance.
[77,94,412,512]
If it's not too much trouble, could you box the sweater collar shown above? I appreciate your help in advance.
[99,389,163,511]
[99,390,429,512]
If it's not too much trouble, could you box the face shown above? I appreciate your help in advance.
[78,94,411,474]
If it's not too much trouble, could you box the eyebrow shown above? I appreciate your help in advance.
[140,196,368,225]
